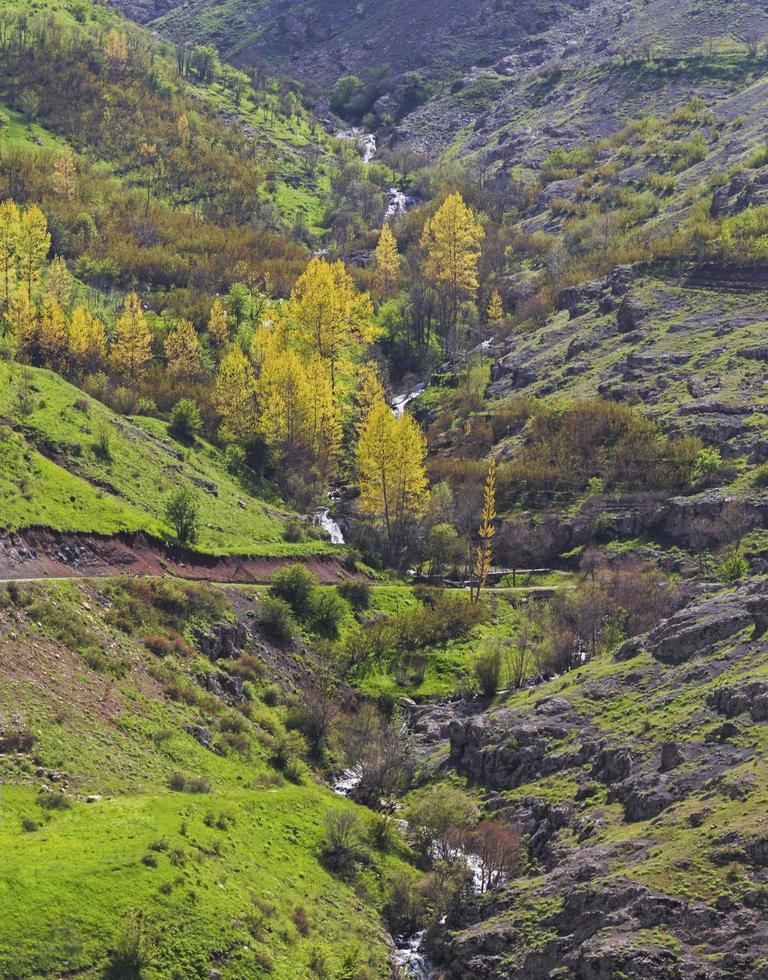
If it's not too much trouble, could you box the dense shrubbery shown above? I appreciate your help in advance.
[342,592,486,675]
[497,399,701,503]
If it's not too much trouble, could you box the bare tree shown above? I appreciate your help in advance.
[467,820,522,892]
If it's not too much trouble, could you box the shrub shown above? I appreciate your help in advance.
[261,683,280,706]
[269,565,318,618]
[169,397,202,442]
[38,792,71,811]
[137,397,158,417]
[720,547,749,583]
[93,424,113,462]
[282,518,306,543]
[165,484,200,545]
[293,905,311,936]
[693,446,722,483]
[474,641,503,697]
[337,579,371,610]
[111,912,155,973]
[259,596,297,644]
[143,631,195,658]
[112,386,137,415]
[307,590,347,639]
[321,807,364,872]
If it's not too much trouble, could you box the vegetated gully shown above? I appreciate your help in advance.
[332,768,487,980]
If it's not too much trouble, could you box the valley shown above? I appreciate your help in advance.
[4,0,768,977]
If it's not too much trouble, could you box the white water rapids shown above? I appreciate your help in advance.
[314,490,345,544]
[336,128,417,220]
[331,767,487,978]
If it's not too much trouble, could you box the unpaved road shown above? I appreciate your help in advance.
[0,528,353,585]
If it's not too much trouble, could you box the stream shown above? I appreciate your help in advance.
[314,490,345,544]
[337,127,418,221]
[332,768,438,978]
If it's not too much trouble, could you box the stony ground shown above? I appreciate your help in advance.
[409,577,768,978]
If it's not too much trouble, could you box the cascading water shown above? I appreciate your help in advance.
[331,767,438,978]
[337,127,377,163]
[314,490,345,544]
[336,128,418,220]
[391,381,428,419]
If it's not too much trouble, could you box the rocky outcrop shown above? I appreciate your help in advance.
[194,621,247,659]
[419,579,768,978]
[646,582,768,664]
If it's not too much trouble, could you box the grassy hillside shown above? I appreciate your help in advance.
[0,362,335,556]
[0,576,404,978]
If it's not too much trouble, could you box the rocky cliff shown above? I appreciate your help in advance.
[412,578,768,978]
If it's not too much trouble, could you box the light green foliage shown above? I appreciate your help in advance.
[0,364,336,556]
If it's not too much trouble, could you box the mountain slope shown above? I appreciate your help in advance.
[414,578,768,978]
[0,577,400,978]
[0,363,332,557]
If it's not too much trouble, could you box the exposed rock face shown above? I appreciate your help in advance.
[646,582,768,664]
[417,579,768,978]
[710,167,768,217]
[194,621,247,659]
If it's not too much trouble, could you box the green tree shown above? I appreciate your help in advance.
[165,485,200,544]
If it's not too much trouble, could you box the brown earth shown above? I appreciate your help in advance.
[0,528,354,584]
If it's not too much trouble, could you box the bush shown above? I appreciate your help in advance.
[137,397,158,417]
[167,773,210,793]
[321,807,364,872]
[720,547,749,583]
[308,590,347,639]
[269,565,318,618]
[165,484,200,545]
[259,596,297,644]
[169,397,202,442]
[38,792,71,811]
[693,446,722,483]
[282,518,306,543]
[474,640,503,697]
[93,424,113,462]
[111,912,155,973]
[337,579,370,610]
[293,906,311,936]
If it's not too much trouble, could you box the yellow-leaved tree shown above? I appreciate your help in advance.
[38,296,68,370]
[420,192,484,352]
[257,342,311,464]
[354,361,386,434]
[471,458,496,603]
[487,289,503,324]
[45,256,71,310]
[304,355,342,478]
[207,297,230,351]
[373,224,401,295]
[356,399,428,561]
[105,28,128,72]
[9,288,38,361]
[0,199,19,309]
[68,305,106,375]
[285,257,375,393]
[110,292,152,382]
[164,318,202,380]
[53,148,77,202]
[214,345,258,444]
[16,204,51,296]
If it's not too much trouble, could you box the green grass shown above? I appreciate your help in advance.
[0,784,394,979]
[0,106,68,150]
[0,578,406,978]
[352,589,526,699]
[0,363,338,556]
